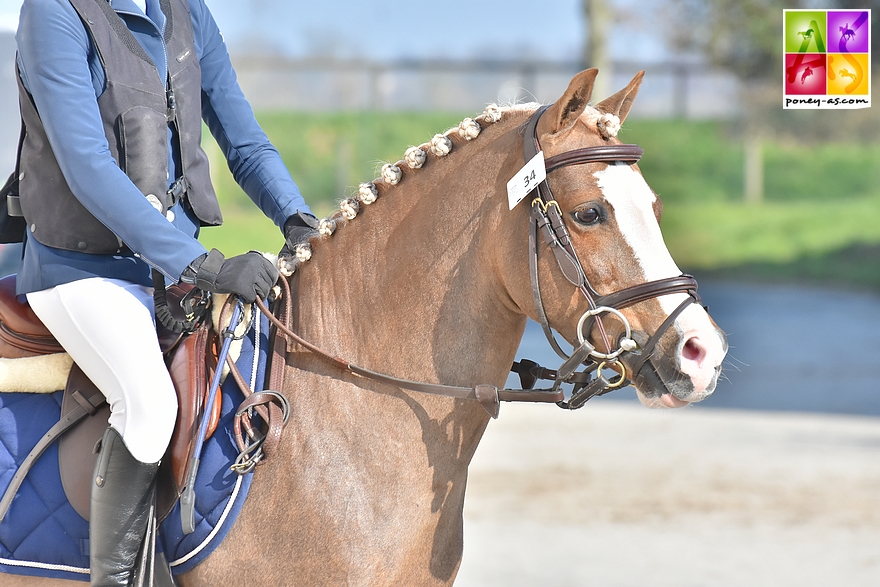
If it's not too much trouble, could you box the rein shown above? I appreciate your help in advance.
[254,277,563,420]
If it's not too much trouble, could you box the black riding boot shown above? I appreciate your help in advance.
[90,427,160,587]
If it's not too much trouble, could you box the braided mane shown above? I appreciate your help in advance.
[278,101,620,277]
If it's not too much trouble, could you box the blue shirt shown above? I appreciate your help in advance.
[15,0,311,294]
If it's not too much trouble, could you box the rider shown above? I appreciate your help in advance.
[14,0,316,584]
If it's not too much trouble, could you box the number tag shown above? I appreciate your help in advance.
[507,151,546,210]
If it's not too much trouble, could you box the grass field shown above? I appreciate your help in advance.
[200,112,880,290]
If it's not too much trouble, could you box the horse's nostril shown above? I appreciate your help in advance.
[682,337,705,366]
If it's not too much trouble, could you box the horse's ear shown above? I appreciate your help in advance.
[594,70,645,125]
[546,69,599,135]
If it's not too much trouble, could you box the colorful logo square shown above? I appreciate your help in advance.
[785,53,827,94]
[827,52,869,94]
[783,9,871,109]
[827,11,870,53]
[784,11,828,53]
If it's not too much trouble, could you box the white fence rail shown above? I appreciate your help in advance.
[0,32,743,171]
[233,56,742,119]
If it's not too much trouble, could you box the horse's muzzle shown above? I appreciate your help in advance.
[625,325,727,407]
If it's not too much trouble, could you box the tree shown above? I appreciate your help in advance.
[582,0,613,100]
[669,0,796,204]
[667,0,879,203]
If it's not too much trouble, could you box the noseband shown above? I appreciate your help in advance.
[516,105,702,408]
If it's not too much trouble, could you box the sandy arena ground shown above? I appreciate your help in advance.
[456,402,880,587]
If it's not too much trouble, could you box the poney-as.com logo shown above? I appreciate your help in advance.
[783,9,871,109]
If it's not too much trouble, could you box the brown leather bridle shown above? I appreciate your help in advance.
[517,105,702,408]
[254,105,703,420]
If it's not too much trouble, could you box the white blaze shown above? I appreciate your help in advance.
[593,164,683,314]
[594,163,726,391]
[593,164,727,398]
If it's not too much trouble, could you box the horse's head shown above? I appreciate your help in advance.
[507,69,727,408]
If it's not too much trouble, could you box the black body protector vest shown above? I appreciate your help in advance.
[16,0,222,254]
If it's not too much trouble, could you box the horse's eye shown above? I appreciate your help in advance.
[573,207,601,225]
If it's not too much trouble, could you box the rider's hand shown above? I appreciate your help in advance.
[181,249,279,304]
[280,211,319,257]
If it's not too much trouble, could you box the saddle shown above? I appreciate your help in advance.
[0,273,63,357]
[0,273,221,521]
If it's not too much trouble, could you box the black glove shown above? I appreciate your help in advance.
[181,249,279,304]
[281,211,319,257]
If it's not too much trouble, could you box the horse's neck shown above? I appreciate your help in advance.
[293,121,528,392]
[240,119,530,581]
[201,115,540,584]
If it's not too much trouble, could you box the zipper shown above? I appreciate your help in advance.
[112,6,168,89]
[114,3,179,198]
[134,251,176,281]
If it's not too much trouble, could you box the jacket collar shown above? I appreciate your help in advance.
[107,0,166,36]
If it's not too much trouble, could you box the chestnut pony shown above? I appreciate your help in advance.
[11,69,726,586]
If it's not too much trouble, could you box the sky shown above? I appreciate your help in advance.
[0,0,672,62]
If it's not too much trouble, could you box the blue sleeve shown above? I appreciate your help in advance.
[189,0,311,228]
[15,0,207,281]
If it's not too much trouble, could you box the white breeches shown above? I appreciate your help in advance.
[27,278,177,464]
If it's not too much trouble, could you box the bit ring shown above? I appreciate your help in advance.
[577,306,635,360]
[597,361,628,389]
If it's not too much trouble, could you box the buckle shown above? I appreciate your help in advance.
[166,88,177,123]
[167,177,187,206]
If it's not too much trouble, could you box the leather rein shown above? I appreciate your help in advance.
[251,105,701,419]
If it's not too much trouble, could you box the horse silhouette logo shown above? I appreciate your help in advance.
[801,66,813,84]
